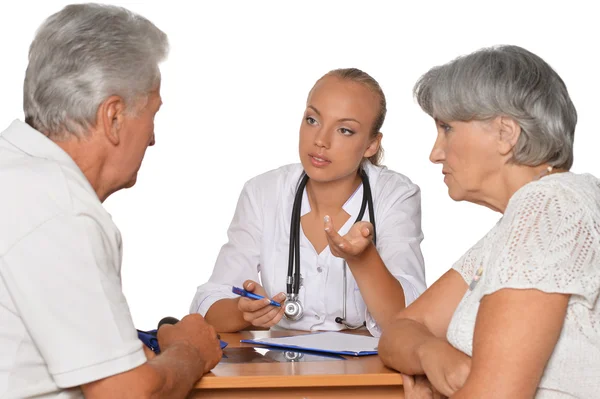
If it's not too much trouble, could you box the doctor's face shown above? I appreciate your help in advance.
[299,75,380,183]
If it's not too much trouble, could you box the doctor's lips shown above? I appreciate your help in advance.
[309,153,331,167]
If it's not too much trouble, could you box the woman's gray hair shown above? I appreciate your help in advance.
[24,3,169,140]
[414,45,577,170]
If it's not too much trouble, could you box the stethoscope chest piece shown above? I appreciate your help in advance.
[283,351,304,362]
[283,294,304,321]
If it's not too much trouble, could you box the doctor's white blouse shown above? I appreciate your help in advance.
[190,162,427,336]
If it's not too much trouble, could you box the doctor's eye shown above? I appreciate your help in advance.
[339,127,355,136]
[305,116,318,125]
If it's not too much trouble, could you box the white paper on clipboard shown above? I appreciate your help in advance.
[241,331,379,356]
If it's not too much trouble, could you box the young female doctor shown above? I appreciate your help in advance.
[190,68,426,336]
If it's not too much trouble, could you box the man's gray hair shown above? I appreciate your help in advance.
[24,3,169,140]
[414,45,577,170]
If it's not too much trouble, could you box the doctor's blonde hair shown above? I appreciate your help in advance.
[319,68,386,166]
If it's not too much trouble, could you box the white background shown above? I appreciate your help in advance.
[1,1,599,329]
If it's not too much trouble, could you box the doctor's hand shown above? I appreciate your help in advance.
[238,280,286,328]
[324,215,374,261]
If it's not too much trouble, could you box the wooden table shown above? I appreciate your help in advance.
[189,329,404,398]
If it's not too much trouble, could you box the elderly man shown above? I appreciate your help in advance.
[0,4,221,398]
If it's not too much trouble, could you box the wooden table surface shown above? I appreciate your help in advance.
[189,329,405,399]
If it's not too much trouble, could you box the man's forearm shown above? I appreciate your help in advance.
[87,343,207,399]
[145,342,206,398]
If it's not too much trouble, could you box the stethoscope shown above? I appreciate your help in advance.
[283,168,376,329]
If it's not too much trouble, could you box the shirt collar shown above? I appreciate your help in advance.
[299,176,365,219]
[1,119,98,197]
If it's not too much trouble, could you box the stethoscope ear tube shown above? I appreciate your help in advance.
[337,261,368,330]
[285,173,308,321]
[362,169,377,245]
[284,169,376,325]
[287,174,308,297]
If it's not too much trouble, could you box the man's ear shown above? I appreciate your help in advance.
[364,132,383,158]
[97,95,126,146]
[497,116,521,156]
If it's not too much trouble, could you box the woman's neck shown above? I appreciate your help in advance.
[305,171,362,216]
[477,164,566,214]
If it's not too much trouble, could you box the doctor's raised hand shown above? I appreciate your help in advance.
[237,280,286,328]
[324,216,374,261]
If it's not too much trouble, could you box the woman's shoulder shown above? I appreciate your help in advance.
[363,161,419,193]
[487,172,600,310]
[243,163,304,191]
[508,172,600,218]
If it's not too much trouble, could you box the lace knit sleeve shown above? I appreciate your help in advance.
[452,220,502,284]
[452,235,487,283]
[481,180,600,308]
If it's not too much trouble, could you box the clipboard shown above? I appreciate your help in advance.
[241,331,379,357]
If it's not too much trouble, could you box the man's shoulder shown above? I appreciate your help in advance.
[1,146,73,202]
[0,149,92,255]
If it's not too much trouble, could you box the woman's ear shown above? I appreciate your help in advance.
[497,116,521,156]
[97,95,126,146]
[364,132,383,158]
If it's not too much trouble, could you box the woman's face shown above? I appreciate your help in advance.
[429,118,505,203]
[298,75,381,183]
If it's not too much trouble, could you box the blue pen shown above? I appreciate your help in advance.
[232,286,282,307]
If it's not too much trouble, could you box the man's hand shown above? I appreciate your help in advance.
[157,314,222,374]
[142,344,157,360]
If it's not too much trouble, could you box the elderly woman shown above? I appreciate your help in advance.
[379,45,600,398]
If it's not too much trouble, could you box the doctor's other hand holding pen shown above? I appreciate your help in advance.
[236,280,286,328]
